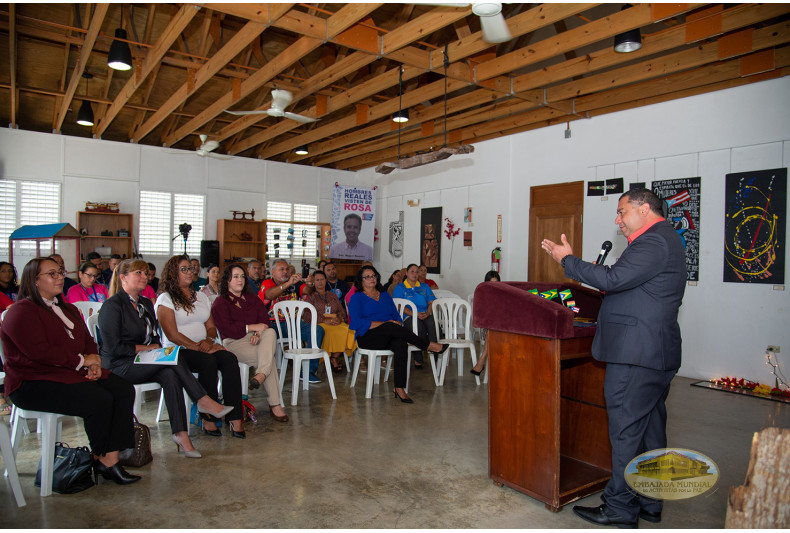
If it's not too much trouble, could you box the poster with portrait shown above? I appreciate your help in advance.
[420,207,442,274]
[652,177,701,282]
[723,168,786,284]
[330,185,376,261]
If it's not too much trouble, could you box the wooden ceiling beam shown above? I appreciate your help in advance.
[163,3,380,148]
[8,3,16,128]
[514,2,790,94]
[475,3,703,82]
[301,89,500,165]
[95,4,200,137]
[546,19,790,103]
[54,3,109,134]
[381,6,470,54]
[132,18,267,143]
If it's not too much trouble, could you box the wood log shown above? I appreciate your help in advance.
[725,427,790,528]
[375,144,474,174]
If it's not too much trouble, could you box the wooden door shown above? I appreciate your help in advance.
[528,181,584,282]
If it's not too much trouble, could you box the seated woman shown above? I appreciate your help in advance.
[392,263,439,369]
[0,257,140,484]
[470,270,501,376]
[348,265,447,404]
[155,255,245,438]
[199,264,221,305]
[0,261,19,302]
[382,268,404,295]
[99,259,234,458]
[65,261,109,304]
[418,264,439,290]
[303,270,353,374]
[212,265,288,422]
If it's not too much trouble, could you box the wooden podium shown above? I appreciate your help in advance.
[473,281,611,512]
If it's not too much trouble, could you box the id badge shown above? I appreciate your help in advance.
[325,305,332,314]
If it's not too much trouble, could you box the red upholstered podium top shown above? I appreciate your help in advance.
[472,281,602,340]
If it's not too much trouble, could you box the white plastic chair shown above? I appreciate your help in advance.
[10,409,64,497]
[73,301,102,330]
[431,297,479,386]
[273,301,336,406]
[0,421,25,506]
[86,312,100,340]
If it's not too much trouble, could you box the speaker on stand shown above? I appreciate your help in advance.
[200,240,220,267]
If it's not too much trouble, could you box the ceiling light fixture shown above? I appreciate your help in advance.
[295,145,309,155]
[613,5,642,53]
[76,73,94,127]
[107,8,133,71]
[392,109,409,123]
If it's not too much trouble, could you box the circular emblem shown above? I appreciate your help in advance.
[625,448,719,500]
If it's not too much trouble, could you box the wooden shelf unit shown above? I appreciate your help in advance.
[217,219,267,266]
[77,211,134,262]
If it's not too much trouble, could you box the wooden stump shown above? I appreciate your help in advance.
[725,427,790,528]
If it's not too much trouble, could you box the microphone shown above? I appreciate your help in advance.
[595,241,613,265]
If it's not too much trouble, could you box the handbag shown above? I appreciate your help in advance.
[35,442,95,494]
[118,414,153,468]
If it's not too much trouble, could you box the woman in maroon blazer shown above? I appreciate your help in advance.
[0,257,140,485]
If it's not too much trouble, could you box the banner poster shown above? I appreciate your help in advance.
[723,168,786,284]
[652,177,701,282]
[330,185,376,261]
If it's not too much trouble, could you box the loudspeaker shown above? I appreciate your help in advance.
[200,240,220,267]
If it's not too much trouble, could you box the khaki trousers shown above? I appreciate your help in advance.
[223,329,281,406]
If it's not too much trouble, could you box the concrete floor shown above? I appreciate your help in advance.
[1,355,788,529]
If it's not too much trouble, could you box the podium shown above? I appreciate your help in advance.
[473,281,611,512]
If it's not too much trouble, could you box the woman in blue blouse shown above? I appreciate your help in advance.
[391,263,438,369]
[348,265,447,403]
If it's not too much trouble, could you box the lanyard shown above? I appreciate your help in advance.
[81,284,100,302]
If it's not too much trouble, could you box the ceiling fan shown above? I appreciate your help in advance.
[224,89,318,123]
[167,134,231,159]
[432,2,512,44]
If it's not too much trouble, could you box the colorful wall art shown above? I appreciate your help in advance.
[724,168,786,284]
[652,177,702,282]
[420,207,442,273]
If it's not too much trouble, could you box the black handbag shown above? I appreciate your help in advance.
[118,414,153,468]
[35,442,95,494]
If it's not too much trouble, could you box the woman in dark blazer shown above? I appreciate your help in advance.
[1,257,139,485]
[98,259,233,458]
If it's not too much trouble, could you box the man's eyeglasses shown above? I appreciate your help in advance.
[38,269,66,279]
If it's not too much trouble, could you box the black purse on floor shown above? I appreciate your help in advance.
[35,442,95,494]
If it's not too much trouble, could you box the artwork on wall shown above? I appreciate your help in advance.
[420,207,442,273]
[652,177,701,282]
[389,210,403,258]
[723,168,786,284]
[464,231,472,247]
[587,180,605,196]
[605,178,624,194]
[464,207,473,223]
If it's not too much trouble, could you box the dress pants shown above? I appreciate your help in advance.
[223,330,281,406]
[403,314,437,364]
[272,320,325,375]
[357,322,430,388]
[602,363,676,522]
[180,348,243,422]
[113,357,207,434]
[9,373,135,455]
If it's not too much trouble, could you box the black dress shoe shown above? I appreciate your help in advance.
[202,426,222,437]
[573,504,637,529]
[94,461,141,485]
[429,344,450,355]
[230,428,246,439]
[601,493,661,523]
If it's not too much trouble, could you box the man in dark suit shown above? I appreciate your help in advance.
[541,188,686,528]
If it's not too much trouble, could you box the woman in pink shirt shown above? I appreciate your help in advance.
[65,262,109,304]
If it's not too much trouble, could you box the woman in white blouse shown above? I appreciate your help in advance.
[155,255,245,439]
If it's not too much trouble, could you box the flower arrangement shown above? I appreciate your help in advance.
[712,376,790,399]
[444,217,461,268]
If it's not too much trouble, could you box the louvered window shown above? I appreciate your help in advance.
[139,191,205,257]
[266,201,318,259]
[0,179,60,257]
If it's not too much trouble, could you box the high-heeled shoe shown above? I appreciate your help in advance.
[248,377,261,390]
[470,367,484,376]
[269,406,289,423]
[393,389,414,404]
[201,425,222,437]
[197,404,234,419]
[172,435,202,458]
[229,424,246,439]
[93,461,142,484]
[429,343,450,356]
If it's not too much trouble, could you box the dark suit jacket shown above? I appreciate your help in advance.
[564,220,686,371]
[98,288,161,373]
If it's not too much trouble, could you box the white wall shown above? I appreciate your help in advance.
[359,76,790,384]
[0,128,367,274]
